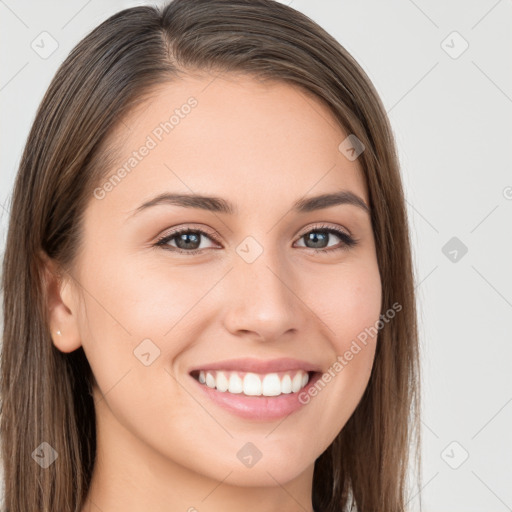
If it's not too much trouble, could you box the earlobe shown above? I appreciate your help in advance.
[39,250,83,353]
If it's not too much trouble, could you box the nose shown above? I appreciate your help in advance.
[221,248,304,343]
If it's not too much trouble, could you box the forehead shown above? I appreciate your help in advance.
[91,73,368,220]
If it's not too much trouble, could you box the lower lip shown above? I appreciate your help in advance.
[191,372,321,421]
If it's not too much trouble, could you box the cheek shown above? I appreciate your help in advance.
[79,251,213,346]
[295,258,381,434]
[306,255,382,350]
[329,259,381,381]
[75,256,209,449]
[75,252,229,431]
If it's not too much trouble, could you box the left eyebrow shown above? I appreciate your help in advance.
[292,190,370,214]
[126,189,370,220]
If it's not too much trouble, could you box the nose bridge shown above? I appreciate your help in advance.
[223,237,300,340]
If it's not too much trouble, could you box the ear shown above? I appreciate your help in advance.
[39,250,82,353]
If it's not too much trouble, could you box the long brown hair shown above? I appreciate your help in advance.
[1,1,421,510]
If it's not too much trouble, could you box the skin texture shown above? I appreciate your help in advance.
[45,73,382,512]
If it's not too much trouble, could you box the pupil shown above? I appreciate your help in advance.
[178,233,200,250]
[307,232,327,248]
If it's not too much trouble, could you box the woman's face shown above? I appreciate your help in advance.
[58,73,381,486]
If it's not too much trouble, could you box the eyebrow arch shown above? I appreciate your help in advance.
[127,190,370,219]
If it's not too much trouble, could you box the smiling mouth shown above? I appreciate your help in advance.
[190,369,317,397]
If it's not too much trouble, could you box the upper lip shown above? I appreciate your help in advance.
[188,357,322,374]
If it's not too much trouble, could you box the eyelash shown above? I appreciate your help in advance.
[154,224,359,256]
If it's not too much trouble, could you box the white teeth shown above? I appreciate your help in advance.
[262,373,281,396]
[216,371,229,392]
[281,374,292,394]
[243,373,262,396]
[291,372,303,393]
[205,372,216,388]
[195,369,311,397]
[228,373,243,394]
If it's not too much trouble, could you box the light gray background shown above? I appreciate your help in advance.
[1,1,511,511]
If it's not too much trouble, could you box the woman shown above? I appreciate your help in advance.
[1,0,421,510]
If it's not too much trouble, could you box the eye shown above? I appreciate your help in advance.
[154,227,220,255]
[294,224,359,253]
